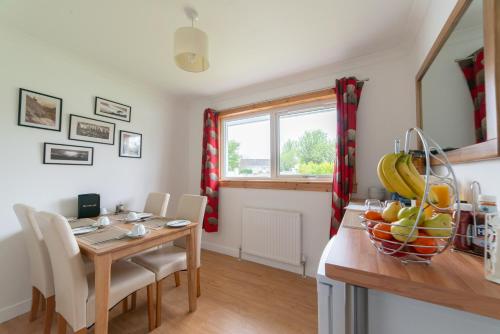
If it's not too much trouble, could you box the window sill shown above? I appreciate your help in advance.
[219,179,333,192]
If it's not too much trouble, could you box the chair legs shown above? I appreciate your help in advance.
[174,268,201,297]
[56,313,66,334]
[174,272,180,287]
[155,279,164,328]
[197,267,201,297]
[146,284,155,331]
[29,287,41,321]
[44,296,55,334]
[122,296,129,313]
[131,291,137,310]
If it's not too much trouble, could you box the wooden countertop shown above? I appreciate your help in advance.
[325,209,500,320]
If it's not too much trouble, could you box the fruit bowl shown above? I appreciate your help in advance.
[359,214,454,263]
[364,127,460,264]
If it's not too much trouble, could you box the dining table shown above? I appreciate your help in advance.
[74,214,199,334]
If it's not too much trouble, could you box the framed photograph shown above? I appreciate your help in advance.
[18,88,62,131]
[119,130,142,158]
[95,97,131,122]
[69,114,115,145]
[43,143,93,166]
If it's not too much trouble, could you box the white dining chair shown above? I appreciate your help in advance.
[144,192,170,217]
[131,194,207,327]
[36,211,156,334]
[13,204,55,334]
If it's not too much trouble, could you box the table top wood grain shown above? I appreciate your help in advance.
[325,209,500,320]
[76,216,197,260]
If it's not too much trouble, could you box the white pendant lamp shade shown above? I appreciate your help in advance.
[174,26,209,72]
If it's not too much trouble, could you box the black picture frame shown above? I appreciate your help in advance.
[18,88,62,131]
[43,142,94,166]
[68,114,115,145]
[95,97,131,122]
[119,130,142,158]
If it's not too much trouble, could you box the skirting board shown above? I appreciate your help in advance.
[201,241,316,277]
[0,298,31,324]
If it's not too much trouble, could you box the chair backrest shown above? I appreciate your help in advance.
[173,195,208,267]
[144,192,170,217]
[13,204,54,298]
[36,211,88,331]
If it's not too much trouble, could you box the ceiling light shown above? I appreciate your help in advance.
[174,8,209,73]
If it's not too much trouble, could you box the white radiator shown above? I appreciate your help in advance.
[241,207,302,266]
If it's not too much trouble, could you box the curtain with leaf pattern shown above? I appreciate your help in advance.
[457,48,486,143]
[200,108,219,232]
[330,77,364,237]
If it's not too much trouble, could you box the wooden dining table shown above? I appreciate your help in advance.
[76,216,198,334]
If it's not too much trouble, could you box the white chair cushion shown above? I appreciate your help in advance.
[131,246,187,281]
[85,260,155,327]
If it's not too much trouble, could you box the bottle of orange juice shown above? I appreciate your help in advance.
[431,184,451,209]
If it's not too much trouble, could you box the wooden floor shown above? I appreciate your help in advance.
[0,250,317,334]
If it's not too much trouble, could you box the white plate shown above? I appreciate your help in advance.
[126,230,150,239]
[166,220,190,228]
[72,226,98,235]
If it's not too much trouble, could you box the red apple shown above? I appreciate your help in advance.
[381,240,406,257]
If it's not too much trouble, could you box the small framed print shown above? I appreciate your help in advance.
[18,88,62,131]
[69,114,115,145]
[95,97,131,122]
[119,130,142,158]
[43,143,93,166]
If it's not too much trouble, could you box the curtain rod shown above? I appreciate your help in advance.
[217,78,369,114]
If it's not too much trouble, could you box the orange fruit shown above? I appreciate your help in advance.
[365,210,382,221]
[373,222,392,240]
[411,232,437,254]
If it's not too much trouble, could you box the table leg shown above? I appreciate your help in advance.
[94,254,112,334]
[186,227,197,312]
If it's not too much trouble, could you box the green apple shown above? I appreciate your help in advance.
[397,206,425,225]
[391,217,419,242]
[382,202,402,222]
[423,213,452,237]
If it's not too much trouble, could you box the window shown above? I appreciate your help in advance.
[223,114,271,178]
[221,101,336,180]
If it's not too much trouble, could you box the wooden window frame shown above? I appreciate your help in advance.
[218,88,337,192]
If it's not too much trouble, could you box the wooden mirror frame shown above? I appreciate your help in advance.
[416,0,500,164]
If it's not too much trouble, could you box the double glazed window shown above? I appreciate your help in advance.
[221,102,336,180]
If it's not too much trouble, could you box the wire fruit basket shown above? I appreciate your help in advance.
[359,128,460,264]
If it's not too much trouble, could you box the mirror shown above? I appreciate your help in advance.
[417,0,499,163]
[422,1,489,149]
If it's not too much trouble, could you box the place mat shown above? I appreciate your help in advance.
[78,225,129,247]
[69,218,96,229]
[142,218,170,229]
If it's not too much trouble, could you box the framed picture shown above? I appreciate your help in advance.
[18,88,62,131]
[95,97,131,122]
[43,143,93,166]
[119,130,142,158]
[69,114,115,145]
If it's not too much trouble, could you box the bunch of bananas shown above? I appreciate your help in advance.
[377,153,437,202]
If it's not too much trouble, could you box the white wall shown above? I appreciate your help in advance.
[185,49,416,276]
[0,26,185,321]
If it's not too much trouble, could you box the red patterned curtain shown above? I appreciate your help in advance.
[330,77,364,237]
[200,108,219,232]
[457,48,486,143]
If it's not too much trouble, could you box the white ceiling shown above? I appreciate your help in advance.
[0,0,425,97]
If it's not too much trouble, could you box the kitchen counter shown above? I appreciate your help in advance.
[324,209,500,321]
